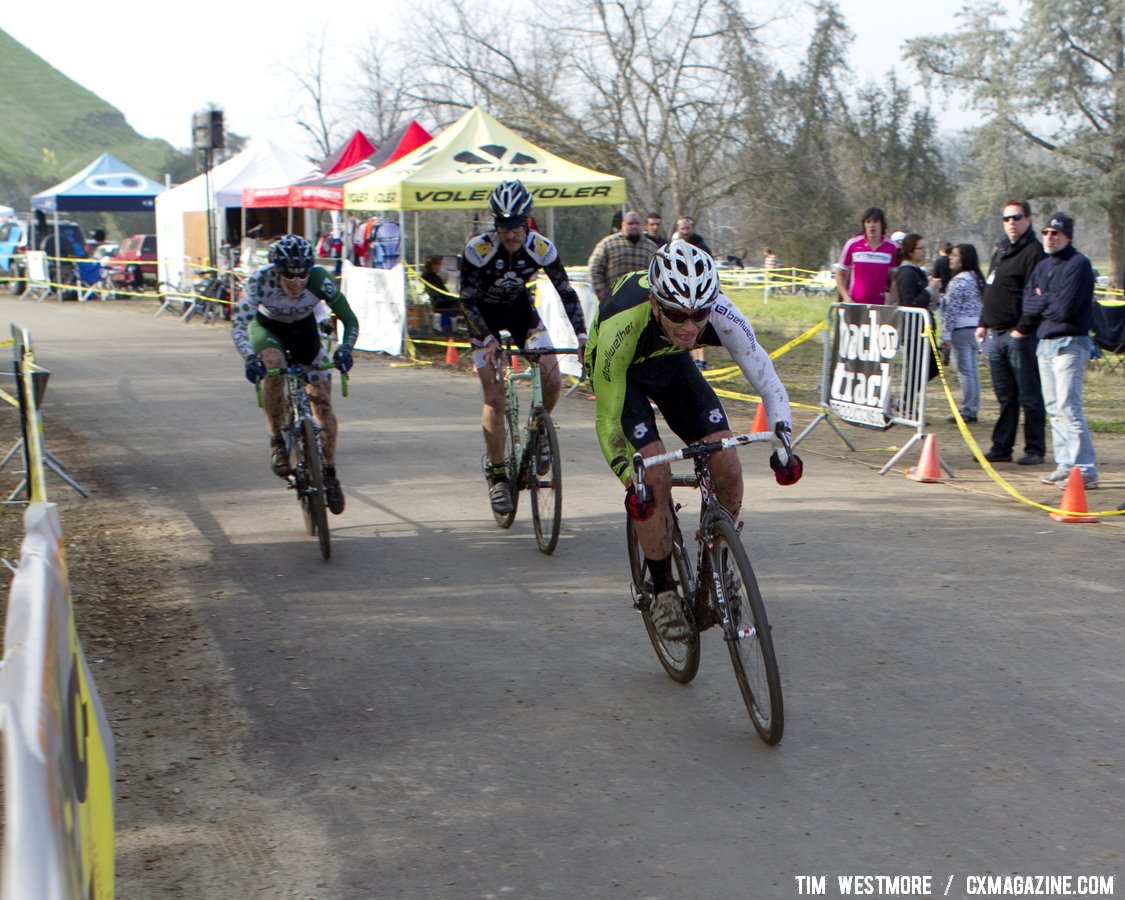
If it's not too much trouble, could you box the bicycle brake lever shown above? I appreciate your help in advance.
[631,452,648,503]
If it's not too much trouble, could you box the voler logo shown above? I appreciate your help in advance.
[633,423,649,440]
[454,143,540,168]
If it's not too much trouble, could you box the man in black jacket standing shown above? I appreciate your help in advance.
[974,200,1047,465]
[1015,212,1098,489]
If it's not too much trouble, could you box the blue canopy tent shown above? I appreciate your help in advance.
[29,152,166,297]
[31,151,165,212]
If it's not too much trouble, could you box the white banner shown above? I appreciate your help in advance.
[341,260,405,355]
[26,250,48,284]
[0,503,116,900]
[537,273,598,378]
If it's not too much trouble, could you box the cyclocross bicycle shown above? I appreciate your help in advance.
[485,344,580,554]
[257,361,348,560]
[627,430,790,744]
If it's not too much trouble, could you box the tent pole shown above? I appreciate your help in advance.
[414,212,419,270]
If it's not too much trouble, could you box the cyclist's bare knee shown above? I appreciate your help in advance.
[260,347,285,368]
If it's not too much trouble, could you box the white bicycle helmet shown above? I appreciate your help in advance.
[648,239,720,311]
[488,179,534,223]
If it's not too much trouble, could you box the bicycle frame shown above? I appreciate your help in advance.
[631,429,790,743]
[633,431,781,611]
[493,345,577,484]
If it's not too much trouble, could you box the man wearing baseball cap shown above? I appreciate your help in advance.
[1014,212,1099,489]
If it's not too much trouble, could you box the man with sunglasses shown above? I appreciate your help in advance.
[1016,212,1098,489]
[460,179,588,516]
[585,240,801,642]
[974,200,1047,465]
[233,234,359,515]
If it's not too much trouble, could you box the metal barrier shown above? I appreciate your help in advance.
[794,303,953,477]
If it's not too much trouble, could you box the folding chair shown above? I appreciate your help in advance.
[1092,299,1125,376]
[74,260,107,302]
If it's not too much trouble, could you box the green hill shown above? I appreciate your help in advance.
[0,28,185,207]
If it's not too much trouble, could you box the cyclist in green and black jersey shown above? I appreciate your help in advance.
[585,240,802,640]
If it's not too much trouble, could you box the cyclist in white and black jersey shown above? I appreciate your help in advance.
[232,235,359,514]
[460,179,588,516]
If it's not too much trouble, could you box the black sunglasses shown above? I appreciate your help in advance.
[1001,213,1026,222]
[660,306,712,325]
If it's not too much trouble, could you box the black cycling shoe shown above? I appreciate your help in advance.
[324,475,345,515]
[269,439,290,477]
[489,479,514,515]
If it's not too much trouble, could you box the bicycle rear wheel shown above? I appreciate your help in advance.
[710,518,782,744]
[491,423,519,529]
[296,418,331,560]
[626,512,700,684]
[529,409,562,554]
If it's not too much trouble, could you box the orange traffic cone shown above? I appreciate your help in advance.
[445,339,459,366]
[905,433,944,482]
[1050,467,1098,524]
[511,353,521,373]
[751,402,768,434]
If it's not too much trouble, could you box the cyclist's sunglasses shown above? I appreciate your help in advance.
[658,304,712,326]
[279,269,310,280]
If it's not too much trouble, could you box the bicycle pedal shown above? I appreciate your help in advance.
[630,583,650,611]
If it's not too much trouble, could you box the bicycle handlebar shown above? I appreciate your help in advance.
[502,347,582,360]
[255,363,349,407]
[631,430,792,503]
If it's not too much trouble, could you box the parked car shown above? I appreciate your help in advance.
[0,218,28,293]
[106,234,157,291]
[0,216,87,295]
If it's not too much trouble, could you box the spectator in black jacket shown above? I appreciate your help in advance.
[973,200,1047,465]
[894,234,941,415]
[932,242,954,291]
[1015,212,1098,489]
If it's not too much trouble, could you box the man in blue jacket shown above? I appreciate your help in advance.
[1014,212,1098,489]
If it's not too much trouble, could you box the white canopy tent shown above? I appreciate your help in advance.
[155,141,317,286]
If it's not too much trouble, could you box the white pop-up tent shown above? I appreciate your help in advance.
[155,141,317,286]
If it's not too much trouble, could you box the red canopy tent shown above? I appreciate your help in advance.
[242,130,378,209]
[243,121,434,211]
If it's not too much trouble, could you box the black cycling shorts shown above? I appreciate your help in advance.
[621,352,730,450]
[251,313,321,366]
[477,293,543,347]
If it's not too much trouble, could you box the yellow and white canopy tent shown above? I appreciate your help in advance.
[341,107,624,361]
[343,106,626,218]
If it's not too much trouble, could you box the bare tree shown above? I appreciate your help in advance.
[909,0,1125,284]
[279,26,344,161]
[392,0,773,219]
[354,33,428,144]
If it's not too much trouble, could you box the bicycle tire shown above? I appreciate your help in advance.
[304,418,331,559]
[710,518,782,744]
[529,409,562,554]
[626,511,700,684]
[491,422,519,529]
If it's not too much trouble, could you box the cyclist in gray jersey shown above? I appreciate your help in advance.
[232,235,359,515]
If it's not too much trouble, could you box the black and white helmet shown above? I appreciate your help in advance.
[648,239,720,311]
[488,179,534,224]
[269,234,314,277]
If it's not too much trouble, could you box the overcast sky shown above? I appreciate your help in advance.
[5,0,979,156]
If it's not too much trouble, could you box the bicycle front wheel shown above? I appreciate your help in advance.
[297,418,331,560]
[710,518,782,744]
[626,511,700,684]
[529,409,562,554]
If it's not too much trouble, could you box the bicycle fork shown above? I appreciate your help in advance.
[697,529,755,642]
